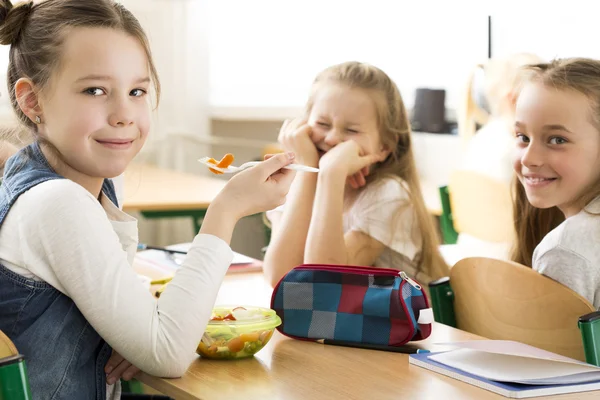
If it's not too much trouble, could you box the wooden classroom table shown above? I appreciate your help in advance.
[132,270,597,400]
[123,163,227,232]
[123,163,443,223]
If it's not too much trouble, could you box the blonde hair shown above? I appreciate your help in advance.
[512,58,600,266]
[459,53,542,143]
[306,61,449,282]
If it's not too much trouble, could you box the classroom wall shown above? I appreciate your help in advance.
[491,5,600,61]
[116,2,600,263]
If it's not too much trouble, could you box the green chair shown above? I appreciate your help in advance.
[121,379,145,394]
[428,257,600,365]
[438,185,458,244]
[438,171,514,246]
[0,331,32,400]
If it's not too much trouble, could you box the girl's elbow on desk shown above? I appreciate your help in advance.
[142,353,195,378]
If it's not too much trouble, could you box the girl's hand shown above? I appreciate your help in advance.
[278,118,319,167]
[347,166,370,189]
[105,350,140,385]
[215,152,297,220]
[319,140,386,179]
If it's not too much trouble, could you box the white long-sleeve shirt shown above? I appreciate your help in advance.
[0,178,233,398]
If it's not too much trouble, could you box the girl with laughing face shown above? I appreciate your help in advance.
[263,62,448,288]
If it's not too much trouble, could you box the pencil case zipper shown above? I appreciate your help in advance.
[294,264,422,289]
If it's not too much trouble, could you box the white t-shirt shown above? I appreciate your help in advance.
[268,176,423,278]
[533,196,600,309]
[0,179,233,398]
[343,177,422,275]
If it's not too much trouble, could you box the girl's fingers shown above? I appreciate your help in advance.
[355,171,367,187]
[357,153,383,171]
[268,160,296,186]
[285,122,312,145]
[257,152,295,179]
[288,117,306,131]
[348,175,359,189]
[106,359,132,385]
[121,365,141,381]
[104,352,124,374]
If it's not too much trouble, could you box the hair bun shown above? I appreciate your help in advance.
[0,1,33,46]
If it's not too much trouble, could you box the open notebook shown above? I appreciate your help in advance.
[409,340,600,398]
[135,242,262,278]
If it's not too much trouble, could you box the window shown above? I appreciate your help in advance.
[208,0,488,112]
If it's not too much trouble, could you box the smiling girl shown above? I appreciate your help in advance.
[0,1,295,398]
[512,58,600,308]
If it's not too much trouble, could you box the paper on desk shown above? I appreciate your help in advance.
[436,340,585,364]
[136,242,255,271]
[165,242,255,264]
[429,341,600,385]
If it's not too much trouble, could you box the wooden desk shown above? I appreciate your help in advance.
[123,163,227,231]
[122,161,443,219]
[135,272,596,400]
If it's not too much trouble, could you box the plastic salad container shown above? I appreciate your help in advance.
[196,306,281,360]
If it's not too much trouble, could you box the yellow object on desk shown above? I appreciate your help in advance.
[150,276,172,286]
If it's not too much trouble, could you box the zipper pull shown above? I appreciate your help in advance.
[399,271,422,290]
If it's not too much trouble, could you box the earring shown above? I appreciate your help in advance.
[34,115,41,124]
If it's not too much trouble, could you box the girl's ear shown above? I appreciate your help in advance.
[15,78,43,124]
[379,144,392,161]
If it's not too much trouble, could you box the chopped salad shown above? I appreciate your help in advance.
[197,306,279,360]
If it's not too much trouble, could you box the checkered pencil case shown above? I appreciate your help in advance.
[270,264,434,347]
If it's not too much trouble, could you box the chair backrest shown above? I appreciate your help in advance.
[0,330,32,400]
[0,330,18,359]
[448,170,513,243]
[451,257,595,361]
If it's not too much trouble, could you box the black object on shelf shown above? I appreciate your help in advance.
[411,88,450,134]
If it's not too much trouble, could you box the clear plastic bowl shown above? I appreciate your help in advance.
[196,306,281,360]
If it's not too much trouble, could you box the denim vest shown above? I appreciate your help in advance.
[0,143,118,399]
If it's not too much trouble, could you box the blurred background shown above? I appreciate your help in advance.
[1,0,598,259]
